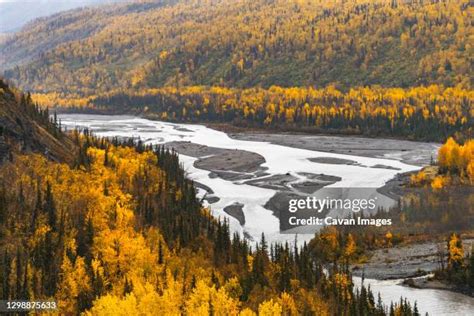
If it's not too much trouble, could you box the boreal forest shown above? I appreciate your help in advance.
[1,0,472,141]
[0,0,473,315]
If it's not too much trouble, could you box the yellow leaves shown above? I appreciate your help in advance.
[247,254,254,271]
[258,299,282,316]
[9,0,472,94]
[239,308,257,316]
[236,58,245,72]
[152,277,183,315]
[321,226,339,253]
[438,137,474,176]
[159,50,169,61]
[400,32,410,49]
[279,292,298,316]
[28,224,51,248]
[431,175,448,190]
[385,231,393,247]
[436,137,474,184]
[344,233,356,258]
[422,108,430,119]
[284,108,295,123]
[185,280,240,316]
[27,85,473,143]
[32,92,93,108]
[85,293,139,316]
[332,273,352,302]
[467,161,474,184]
[175,189,183,202]
[94,228,157,287]
[130,70,145,87]
[91,258,107,286]
[448,233,464,269]
[410,171,426,186]
[132,287,162,315]
[57,256,91,314]
[224,277,243,300]
[243,106,251,118]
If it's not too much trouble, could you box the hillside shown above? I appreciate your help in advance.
[0,79,74,163]
[1,0,471,95]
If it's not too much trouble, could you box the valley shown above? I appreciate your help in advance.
[1,0,472,314]
[58,113,473,315]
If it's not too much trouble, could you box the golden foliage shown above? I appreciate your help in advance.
[448,233,464,269]
[437,138,474,183]
[5,0,472,93]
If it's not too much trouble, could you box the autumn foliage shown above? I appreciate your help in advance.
[0,69,426,315]
[35,84,473,141]
[2,0,472,93]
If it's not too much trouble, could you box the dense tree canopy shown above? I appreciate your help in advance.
[34,84,473,141]
[2,0,472,94]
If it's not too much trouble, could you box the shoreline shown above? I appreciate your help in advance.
[352,239,474,297]
[403,275,474,297]
[54,108,444,146]
[57,113,474,301]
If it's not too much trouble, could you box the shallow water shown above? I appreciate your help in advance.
[59,114,421,244]
[353,276,474,316]
[59,114,474,315]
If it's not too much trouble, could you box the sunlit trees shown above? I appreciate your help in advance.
[4,0,472,93]
[437,138,474,181]
[39,84,470,142]
[0,80,425,315]
[448,233,464,271]
[412,137,474,189]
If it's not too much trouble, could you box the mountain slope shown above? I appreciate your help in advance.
[1,0,471,95]
[0,79,74,163]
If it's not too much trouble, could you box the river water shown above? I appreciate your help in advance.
[59,114,474,315]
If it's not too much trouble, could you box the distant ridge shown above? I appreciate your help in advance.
[1,0,470,95]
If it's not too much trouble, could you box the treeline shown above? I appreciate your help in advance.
[46,84,472,142]
[2,0,471,94]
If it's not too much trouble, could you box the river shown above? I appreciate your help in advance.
[58,114,474,315]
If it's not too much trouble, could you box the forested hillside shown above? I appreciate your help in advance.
[2,0,471,94]
[0,79,74,163]
[0,79,423,314]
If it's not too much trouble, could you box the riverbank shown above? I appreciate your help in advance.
[57,113,474,313]
[403,275,474,297]
[55,107,446,146]
[352,239,474,281]
[59,113,431,234]
[228,131,439,166]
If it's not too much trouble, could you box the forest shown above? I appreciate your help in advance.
[1,0,471,94]
[0,0,473,312]
[34,84,473,142]
[2,0,472,142]
[0,80,427,314]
